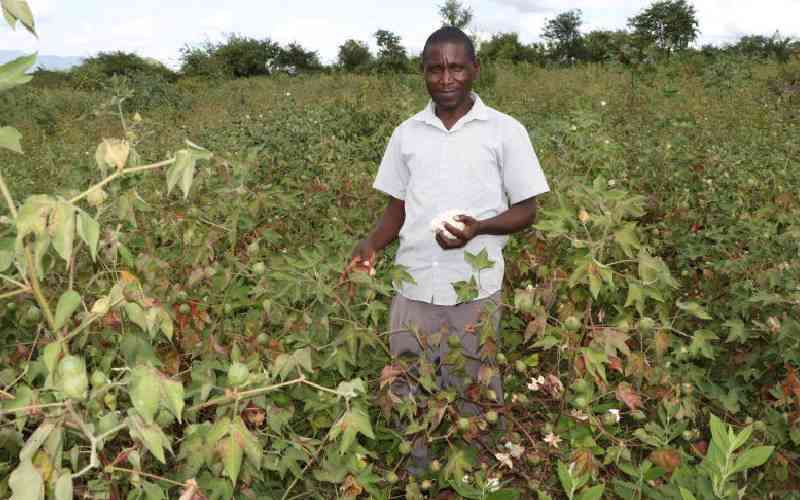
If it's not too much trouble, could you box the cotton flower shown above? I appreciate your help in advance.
[604,139,610,145]
[544,432,562,449]
[430,210,470,239]
[600,100,607,107]
[570,125,577,131]
[504,441,525,458]
[527,375,546,392]
[487,477,501,492]
[495,452,513,470]
[608,179,616,187]
[285,92,291,97]
[607,409,621,423]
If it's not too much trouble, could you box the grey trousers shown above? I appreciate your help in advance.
[388,291,504,473]
[389,292,503,408]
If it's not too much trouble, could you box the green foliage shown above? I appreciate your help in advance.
[1,5,799,497]
[374,29,409,73]
[542,9,585,62]
[337,39,373,72]
[628,0,699,54]
[478,33,545,65]
[180,34,280,79]
[438,0,473,30]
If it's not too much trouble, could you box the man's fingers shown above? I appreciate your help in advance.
[436,230,466,249]
[443,222,468,241]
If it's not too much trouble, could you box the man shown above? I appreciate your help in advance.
[348,26,549,472]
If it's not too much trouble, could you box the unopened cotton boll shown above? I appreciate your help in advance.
[430,209,469,239]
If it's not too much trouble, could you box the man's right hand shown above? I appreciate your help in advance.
[346,238,377,277]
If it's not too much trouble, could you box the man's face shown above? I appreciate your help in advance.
[422,42,479,112]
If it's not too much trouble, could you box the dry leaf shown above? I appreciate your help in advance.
[616,382,643,411]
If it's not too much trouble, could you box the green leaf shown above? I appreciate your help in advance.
[1,0,35,35]
[723,319,748,343]
[76,211,100,262]
[677,301,712,320]
[8,458,44,500]
[16,195,54,241]
[0,126,23,153]
[576,484,605,500]
[221,435,244,485]
[442,445,476,480]
[125,302,148,331]
[557,461,575,496]
[142,482,166,500]
[54,472,73,500]
[54,290,81,330]
[330,407,375,454]
[679,488,698,500]
[19,421,55,462]
[732,446,774,474]
[708,414,730,451]
[160,376,184,423]
[689,329,718,359]
[128,415,171,464]
[613,223,640,257]
[166,147,209,199]
[42,341,61,375]
[0,53,36,93]
[464,248,495,272]
[233,417,262,468]
[452,275,479,303]
[488,490,521,500]
[447,479,483,499]
[0,237,14,271]
[130,366,161,424]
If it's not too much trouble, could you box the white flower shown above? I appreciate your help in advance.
[486,477,501,491]
[543,432,562,449]
[604,139,610,145]
[495,452,513,470]
[608,179,616,187]
[570,125,577,131]
[504,441,525,458]
[462,474,471,484]
[608,408,621,423]
[600,100,607,107]
[285,92,291,96]
[527,375,546,392]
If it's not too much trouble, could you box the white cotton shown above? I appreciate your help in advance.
[429,210,470,239]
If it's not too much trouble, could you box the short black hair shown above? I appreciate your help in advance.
[421,26,476,64]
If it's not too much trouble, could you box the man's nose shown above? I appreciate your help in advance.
[440,68,454,85]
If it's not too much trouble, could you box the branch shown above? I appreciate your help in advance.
[24,245,57,334]
[186,376,306,414]
[0,171,19,219]
[69,159,175,205]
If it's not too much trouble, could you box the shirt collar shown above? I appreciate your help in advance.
[414,91,489,128]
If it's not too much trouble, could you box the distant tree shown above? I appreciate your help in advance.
[438,0,473,30]
[542,9,585,61]
[628,0,699,54]
[181,34,281,78]
[277,42,322,71]
[337,39,373,72]
[583,30,632,62]
[374,29,408,72]
[478,32,545,65]
[77,51,175,80]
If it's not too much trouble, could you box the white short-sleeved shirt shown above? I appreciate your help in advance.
[373,92,549,305]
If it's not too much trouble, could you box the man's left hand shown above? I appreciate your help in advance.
[436,215,481,250]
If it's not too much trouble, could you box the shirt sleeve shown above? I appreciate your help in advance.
[372,127,409,200]
[501,121,550,204]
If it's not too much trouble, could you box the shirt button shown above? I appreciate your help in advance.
[432,261,439,267]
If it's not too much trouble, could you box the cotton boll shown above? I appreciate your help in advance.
[430,210,469,239]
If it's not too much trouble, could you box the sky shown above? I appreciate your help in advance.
[2,0,799,68]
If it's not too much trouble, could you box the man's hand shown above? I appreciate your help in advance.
[346,238,377,276]
[436,215,481,250]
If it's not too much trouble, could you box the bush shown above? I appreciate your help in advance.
[181,34,281,79]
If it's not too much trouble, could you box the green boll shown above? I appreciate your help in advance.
[252,262,267,275]
[430,460,441,472]
[514,360,527,373]
[58,355,88,400]
[399,441,412,455]
[178,303,191,314]
[485,410,498,424]
[447,335,461,348]
[496,353,508,365]
[257,333,269,345]
[457,417,470,432]
[639,317,656,333]
[227,362,250,386]
[385,471,399,484]
[564,316,581,332]
[91,370,107,387]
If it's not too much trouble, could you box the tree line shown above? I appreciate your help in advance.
[34,0,800,86]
